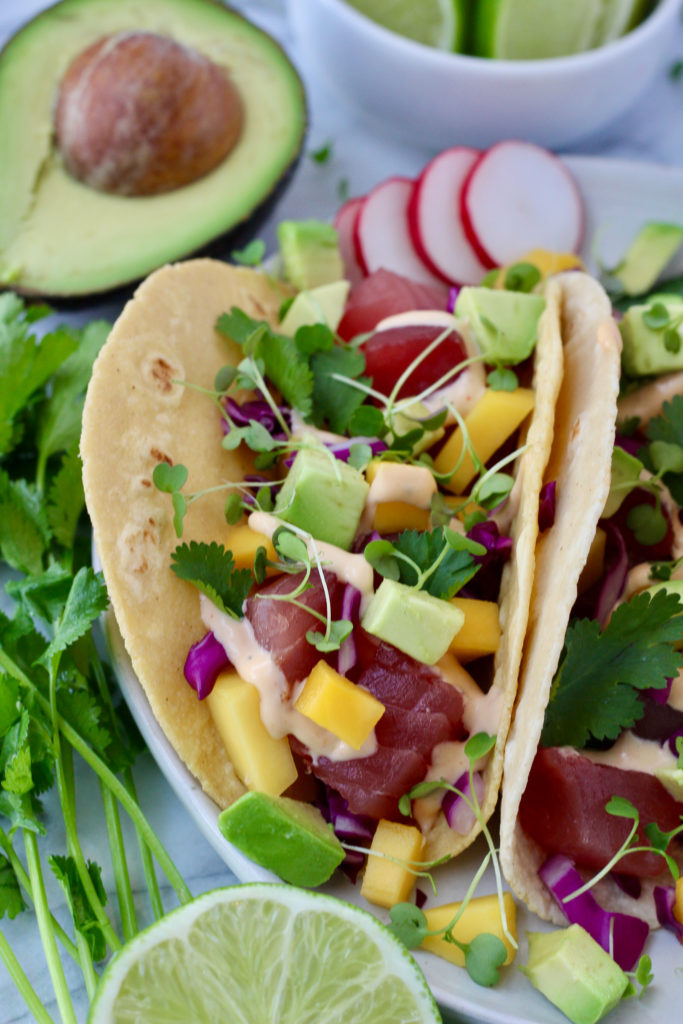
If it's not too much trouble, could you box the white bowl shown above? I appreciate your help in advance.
[287,0,681,150]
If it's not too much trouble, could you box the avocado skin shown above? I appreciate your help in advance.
[0,0,307,300]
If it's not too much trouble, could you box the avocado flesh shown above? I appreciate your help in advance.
[0,0,306,298]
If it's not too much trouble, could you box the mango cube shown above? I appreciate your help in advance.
[226,524,277,574]
[206,670,297,795]
[360,820,424,908]
[373,502,430,534]
[433,388,535,493]
[421,892,517,967]
[449,597,501,661]
[294,660,385,750]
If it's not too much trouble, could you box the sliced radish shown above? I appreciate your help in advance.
[407,147,489,286]
[354,176,444,288]
[333,196,365,286]
[461,140,585,268]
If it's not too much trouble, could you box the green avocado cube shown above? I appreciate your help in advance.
[361,579,464,665]
[454,286,545,364]
[620,297,683,376]
[274,447,369,551]
[218,791,344,888]
[279,280,350,336]
[277,220,344,290]
[611,222,683,296]
[522,925,629,1024]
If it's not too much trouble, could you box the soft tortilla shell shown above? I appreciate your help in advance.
[81,259,292,807]
[500,273,623,923]
[425,279,563,860]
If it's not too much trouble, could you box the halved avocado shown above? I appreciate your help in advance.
[0,0,306,298]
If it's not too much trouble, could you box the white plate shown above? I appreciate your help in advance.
[104,156,683,1024]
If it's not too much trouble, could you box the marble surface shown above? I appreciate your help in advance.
[0,2,682,1022]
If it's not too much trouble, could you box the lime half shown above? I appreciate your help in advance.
[345,0,464,51]
[475,0,602,58]
[88,884,442,1024]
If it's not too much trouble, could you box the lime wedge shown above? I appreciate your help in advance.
[591,0,652,45]
[345,0,465,51]
[474,0,602,59]
[88,884,442,1024]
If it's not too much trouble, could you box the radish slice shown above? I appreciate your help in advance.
[461,140,585,268]
[354,177,444,287]
[333,196,365,286]
[407,147,489,286]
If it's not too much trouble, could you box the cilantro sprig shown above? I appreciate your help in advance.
[541,589,683,748]
[170,541,253,619]
[364,527,485,599]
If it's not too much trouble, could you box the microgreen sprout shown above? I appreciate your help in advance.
[642,301,683,355]
[254,526,352,652]
[623,954,654,999]
[230,239,266,267]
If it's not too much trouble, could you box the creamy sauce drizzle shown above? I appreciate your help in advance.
[361,462,436,531]
[201,594,376,763]
[437,653,502,737]
[583,732,676,774]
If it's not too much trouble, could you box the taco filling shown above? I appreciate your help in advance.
[501,272,683,970]
[82,229,563,902]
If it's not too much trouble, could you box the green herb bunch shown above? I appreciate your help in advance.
[0,296,192,1023]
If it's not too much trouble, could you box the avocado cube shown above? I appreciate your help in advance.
[279,280,350,336]
[620,298,683,376]
[274,447,369,550]
[218,791,344,888]
[294,660,385,750]
[277,220,344,290]
[611,222,683,296]
[361,579,464,665]
[206,671,297,796]
[455,286,546,363]
[522,925,629,1024]
[360,820,424,908]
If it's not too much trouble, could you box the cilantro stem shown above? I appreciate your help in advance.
[0,926,57,1024]
[24,830,78,1024]
[0,827,79,963]
[101,783,138,942]
[0,649,193,907]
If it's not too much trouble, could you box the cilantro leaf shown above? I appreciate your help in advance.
[542,590,683,748]
[310,345,369,434]
[0,468,50,575]
[0,855,26,920]
[46,445,85,551]
[171,541,253,618]
[0,297,78,455]
[49,854,108,962]
[644,395,683,504]
[216,310,313,416]
[41,568,109,666]
[393,529,481,599]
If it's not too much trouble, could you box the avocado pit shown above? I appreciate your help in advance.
[54,31,244,196]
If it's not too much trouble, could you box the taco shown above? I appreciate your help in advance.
[500,271,683,965]
[81,252,563,891]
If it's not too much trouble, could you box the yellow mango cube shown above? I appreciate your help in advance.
[226,524,277,574]
[521,248,585,278]
[449,598,501,661]
[360,820,424,908]
[674,876,683,932]
[421,892,517,967]
[206,671,297,795]
[295,661,385,750]
[373,502,430,534]
[433,388,535,493]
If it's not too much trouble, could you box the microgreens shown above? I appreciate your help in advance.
[503,262,542,294]
[390,732,513,987]
[364,527,485,599]
[642,300,683,354]
[230,238,266,267]
[623,954,654,999]
[309,139,333,164]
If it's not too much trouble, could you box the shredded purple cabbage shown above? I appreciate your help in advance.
[594,522,628,626]
[611,873,642,900]
[447,287,460,314]
[284,437,388,469]
[614,433,641,457]
[241,473,281,510]
[643,677,673,706]
[538,480,556,532]
[539,854,649,971]
[337,585,363,676]
[654,885,683,941]
[222,397,290,438]
[184,632,230,700]
[442,771,485,834]
[415,888,428,910]
[318,788,374,884]
[459,520,513,601]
